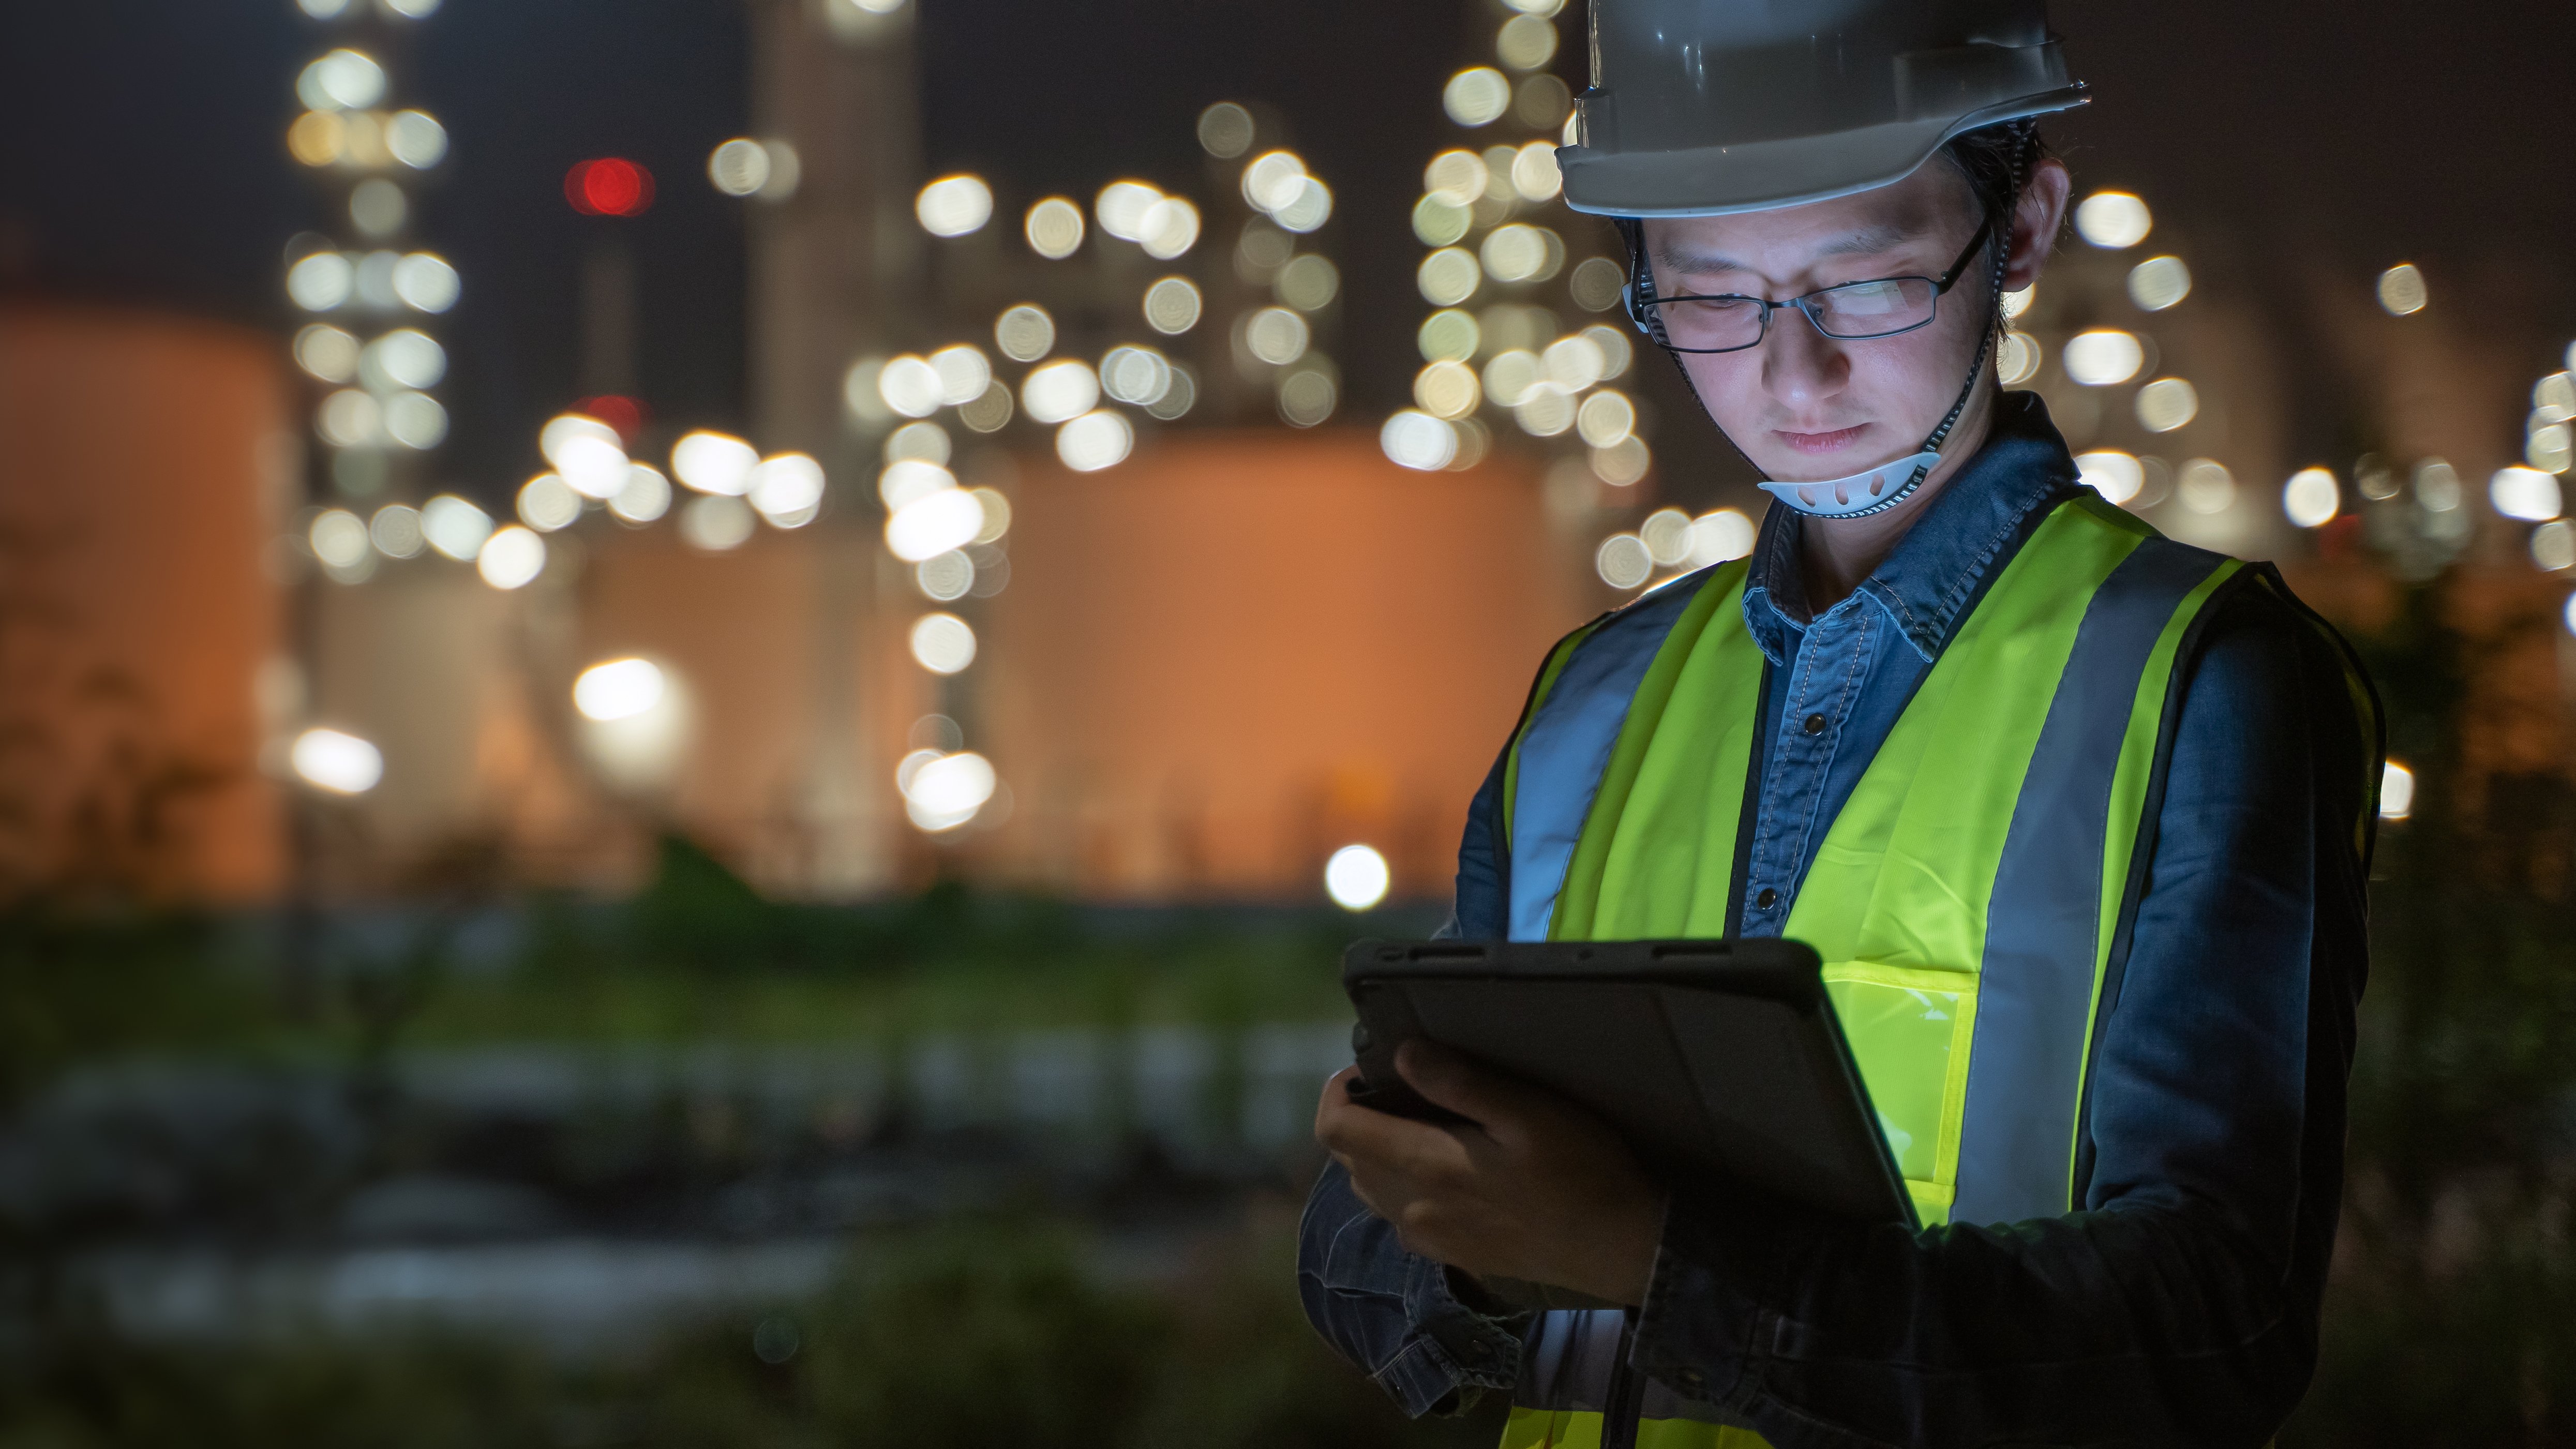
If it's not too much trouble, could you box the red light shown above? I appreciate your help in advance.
[576,395,647,443]
[566,159,654,217]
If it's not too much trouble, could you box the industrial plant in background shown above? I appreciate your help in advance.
[3,0,2573,912]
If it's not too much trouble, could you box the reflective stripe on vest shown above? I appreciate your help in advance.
[1494,497,2241,1449]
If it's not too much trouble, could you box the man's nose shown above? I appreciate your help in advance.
[1761,305,1850,410]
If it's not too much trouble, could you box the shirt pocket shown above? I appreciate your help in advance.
[1821,961,1979,1226]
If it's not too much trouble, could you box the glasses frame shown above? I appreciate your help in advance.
[1634,217,1997,355]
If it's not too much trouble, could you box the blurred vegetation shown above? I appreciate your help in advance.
[0,1219,1503,1449]
[2282,577,2576,1447]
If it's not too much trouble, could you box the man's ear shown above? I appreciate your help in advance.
[2005,157,2072,293]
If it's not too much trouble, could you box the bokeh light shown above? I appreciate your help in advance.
[2377,263,2429,316]
[1595,534,1652,589]
[995,304,1056,361]
[1242,308,1310,366]
[2077,450,2146,504]
[1640,508,1693,567]
[295,323,360,382]
[1025,197,1085,259]
[565,159,654,217]
[370,504,424,559]
[876,355,946,418]
[1997,332,2042,385]
[908,613,977,675]
[1592,436,1652,486]
[574,659,666,723]
[1100,346,1174,407]
[298,50,386,111]
[421,494,492,560]
[1197,101,1254,158]
[386,111,446,169]
[1055,410,1134,471]
[2127,256,2191,311]
[878,459,955,511]
[288,252,354,311]
[928,345,991,406]
[309,510,371,571]
[671,431,757,496]
[2062,330,2144,386]
[1143,277,1202,335]
[916,175,993,237]
[1276,255,1339,311]
[1418,309,1480,362]
[1324,845,1391,911]
[391,252,458,311]
[1022,359,1101,423]
[887,488,984,560]
[1496,13,1557,69]
[2134,377,2198,432]
[477,526,546,589]
[2492,466,2563,522]
[904,751,997,832]
[2073,191,2151,249]
[1277,366,1337,427]
[1414,361,1480,419]
[1418,248,1480,306]
[518,472,582,531]
[747,453,826,528]
[611,463,671,524]
[1380,410,1458,471]
[1443,67,1511,126]
[2379,761,2415,821]
[2283,467,2342,527]
[1577,390,1635,448]
[1687,509,1755,566]
[292,728,382,795]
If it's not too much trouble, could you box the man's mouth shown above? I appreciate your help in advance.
[1773,425,1869,455]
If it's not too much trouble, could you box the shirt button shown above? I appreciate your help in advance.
[1755,887,1778,910]
[1802,712,1828,735]
[1676,1369,1707,1395]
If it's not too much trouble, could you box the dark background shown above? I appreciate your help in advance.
[8,0,2576,503]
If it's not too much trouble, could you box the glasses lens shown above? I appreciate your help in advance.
[1649,296,1765,352]
[1810,278,1937,338]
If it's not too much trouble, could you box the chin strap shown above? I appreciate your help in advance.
[1621,128,2033,521]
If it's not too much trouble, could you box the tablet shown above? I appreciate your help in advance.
[1342,938,1915,1228]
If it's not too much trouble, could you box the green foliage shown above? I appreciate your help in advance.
[0,907,264,1109]
[2281,581,2576,1446]
[0,1222,1503,1449]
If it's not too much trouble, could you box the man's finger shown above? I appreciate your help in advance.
[1319,1068,1478,1171]
[1395,1040,1547,1144]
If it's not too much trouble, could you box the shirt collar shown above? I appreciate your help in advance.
[1740,392,2084,666]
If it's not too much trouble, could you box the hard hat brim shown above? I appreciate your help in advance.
[1559,85,2088,219]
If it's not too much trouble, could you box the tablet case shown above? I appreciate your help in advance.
[1343,938,1916,1228]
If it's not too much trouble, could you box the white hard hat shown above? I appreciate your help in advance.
[1560,0,2088,219]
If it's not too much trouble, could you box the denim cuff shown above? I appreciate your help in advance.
[1627,1177,1811,1413]
[1382,1253,1525,1416]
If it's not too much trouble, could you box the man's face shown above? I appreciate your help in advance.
[1641,162,2005,486]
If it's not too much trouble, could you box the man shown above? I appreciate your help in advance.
[1299,4,2382,1447]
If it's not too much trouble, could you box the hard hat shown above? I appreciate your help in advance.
[1559,0,2087,219]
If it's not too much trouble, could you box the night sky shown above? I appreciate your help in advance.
[6,0,2575,507]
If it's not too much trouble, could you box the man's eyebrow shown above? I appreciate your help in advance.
[1653,223,1922,279]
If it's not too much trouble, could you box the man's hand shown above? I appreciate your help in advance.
[1315,1039,1666,1306]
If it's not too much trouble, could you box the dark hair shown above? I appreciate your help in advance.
[1938,119,2049,257]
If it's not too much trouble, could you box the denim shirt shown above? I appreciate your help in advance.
[1297,394,2375,1447]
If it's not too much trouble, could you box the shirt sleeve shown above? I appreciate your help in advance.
[1624,580,2376,1448]
[1449,739,1512,942]
[1297,1156,1530,1416]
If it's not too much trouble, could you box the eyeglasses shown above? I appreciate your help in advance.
[1632,218,1995,355]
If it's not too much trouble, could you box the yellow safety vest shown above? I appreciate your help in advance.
[1491,496,2373,1449]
